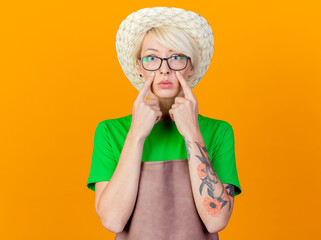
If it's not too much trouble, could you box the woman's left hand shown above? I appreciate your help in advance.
[169,71,200,138]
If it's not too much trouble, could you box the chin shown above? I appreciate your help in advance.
[153,89,179,99]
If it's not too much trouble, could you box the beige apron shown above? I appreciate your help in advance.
[115,159,219,240]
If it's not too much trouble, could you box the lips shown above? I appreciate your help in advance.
[158,79,173,89]
[158,80,172,85]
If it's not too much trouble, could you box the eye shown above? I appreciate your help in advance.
[171,54,186,60]
[143,55,158,62]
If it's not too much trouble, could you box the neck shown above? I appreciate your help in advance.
[148,91,176,121]
[158,98,175,121]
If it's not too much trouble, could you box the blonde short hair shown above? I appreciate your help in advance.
[134,25,200,74]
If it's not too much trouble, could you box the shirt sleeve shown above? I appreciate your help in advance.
[86,121,118,192]
[211,122,242,196]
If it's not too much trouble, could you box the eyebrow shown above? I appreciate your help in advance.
[143,48,174,53]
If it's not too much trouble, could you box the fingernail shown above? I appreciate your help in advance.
[151,72,154,76]
[176,71,179,75]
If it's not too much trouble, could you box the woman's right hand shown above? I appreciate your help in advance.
[130,72,162,140]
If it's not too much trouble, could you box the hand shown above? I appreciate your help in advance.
[130,72,162,140]
[169,71,200,138]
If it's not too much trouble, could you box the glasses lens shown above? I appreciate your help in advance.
[168,55,187,70]
[142,56,161,70]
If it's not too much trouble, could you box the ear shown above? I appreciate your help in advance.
[188,66,195,77]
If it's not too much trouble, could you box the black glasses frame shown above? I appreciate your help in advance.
[138,55,190,71]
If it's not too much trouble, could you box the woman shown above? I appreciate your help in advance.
[87,7,242,240]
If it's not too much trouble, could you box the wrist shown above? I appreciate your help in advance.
[184,126,202,140]
[128,128,146,144]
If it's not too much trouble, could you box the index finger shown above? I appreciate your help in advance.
[137,72,155,101]
[175,71,193,99]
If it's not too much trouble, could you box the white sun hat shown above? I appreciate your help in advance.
[115,7,214,91]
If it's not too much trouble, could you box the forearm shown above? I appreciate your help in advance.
[184,129,233,233]
[97,129,145,232]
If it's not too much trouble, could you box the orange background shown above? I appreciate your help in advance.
[1,0,320,239]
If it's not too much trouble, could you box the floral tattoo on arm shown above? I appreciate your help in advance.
[184,138,235,217]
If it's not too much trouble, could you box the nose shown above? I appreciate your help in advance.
[158,59,171,75]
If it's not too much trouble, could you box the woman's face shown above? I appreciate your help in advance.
[137,32,194,99]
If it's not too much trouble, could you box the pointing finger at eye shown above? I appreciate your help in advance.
[175,71,193,100]
[138,72,155,101]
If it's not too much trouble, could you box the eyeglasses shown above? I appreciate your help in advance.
[139,54,190,71]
